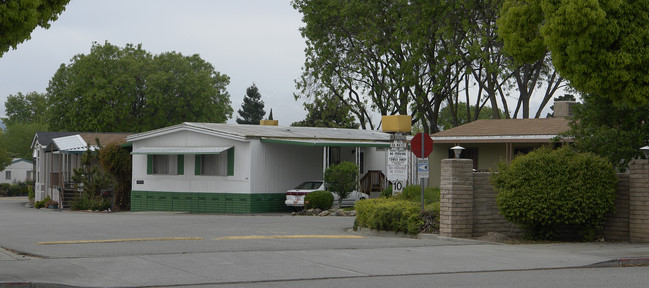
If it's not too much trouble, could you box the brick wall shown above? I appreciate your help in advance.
[603,174,629,241]
[473,173,521,238]
[440,159,649,242]
[629,160,649,242]
[439,159,473,238]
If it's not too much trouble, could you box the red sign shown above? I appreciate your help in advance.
[411,133,433,158]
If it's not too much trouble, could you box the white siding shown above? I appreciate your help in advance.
[131,130,252,194]
[0,160,33,184]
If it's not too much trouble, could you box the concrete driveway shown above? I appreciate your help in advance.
[1,196,649,287]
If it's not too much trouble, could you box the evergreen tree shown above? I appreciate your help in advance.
[236,84,266,124]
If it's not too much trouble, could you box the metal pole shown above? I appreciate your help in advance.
[421,133,425,213]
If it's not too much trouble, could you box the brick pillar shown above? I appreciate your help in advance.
[439,158,474,238]
[629,159,649,242]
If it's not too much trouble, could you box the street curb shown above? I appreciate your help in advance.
[0,282,77,288]
[586,257,649,268]
[348,227,493,244]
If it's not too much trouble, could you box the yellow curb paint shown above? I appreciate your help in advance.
[36,237,203,245]
[213,235,365,240]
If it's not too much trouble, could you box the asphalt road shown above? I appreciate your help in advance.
[1,196,649,288]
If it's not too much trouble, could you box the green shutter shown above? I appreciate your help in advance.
[177,155,184,175]
[227,148,235,176]
[195,155,202,175]
[147,155,153,175]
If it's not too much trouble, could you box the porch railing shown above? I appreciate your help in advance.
[360,170,385,195]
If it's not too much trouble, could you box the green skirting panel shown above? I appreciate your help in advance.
[130,191,289,213]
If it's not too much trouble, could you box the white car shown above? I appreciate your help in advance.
[284,180,369,209]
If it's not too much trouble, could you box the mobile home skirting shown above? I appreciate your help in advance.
[131,191,289,213]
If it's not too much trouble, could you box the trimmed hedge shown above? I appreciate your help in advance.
[394,185,440,204]
[354,197,439,235]
[492,146,617,241]
[304,190,334,210]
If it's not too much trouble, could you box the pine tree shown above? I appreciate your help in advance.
[236,84,266,124]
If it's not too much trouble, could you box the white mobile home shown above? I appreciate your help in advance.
[0,158,34,184]
[127,122,391,213]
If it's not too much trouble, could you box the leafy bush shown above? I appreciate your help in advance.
[380,185,392,198]
[8,182,29,196]
[304,190,334,210]
[0,183,10,196]
[34,196,51,209]
[354,198,438,235]
[324,161,359,207]
[394,185,440,205]
[71,192,111,211]
[492,146,617,241]
[28,184,35,200]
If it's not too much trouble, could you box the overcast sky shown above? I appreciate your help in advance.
[0,1,559,130]
[0,0,308,126]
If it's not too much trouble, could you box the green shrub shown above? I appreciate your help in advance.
[324,161,359,207]
[380,185,393,198]
[394,185,440,205]
[304,190,334,210]
[492,146,617,241]
[34,196,51,209]
[71,192,111,211]
[28,185,35,200]
[8,182,28,196]
[0,183,10,196]
[354,198,438,235]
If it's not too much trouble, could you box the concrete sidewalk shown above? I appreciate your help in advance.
[1,238,649,288]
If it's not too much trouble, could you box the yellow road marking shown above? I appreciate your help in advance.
[36,237,203,245]
[213,235,365,240]
[0,198,27,201]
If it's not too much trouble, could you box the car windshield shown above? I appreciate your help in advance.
[295,181,323,189]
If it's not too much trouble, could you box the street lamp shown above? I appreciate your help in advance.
[450,145,465,159]
[640,146,649,159]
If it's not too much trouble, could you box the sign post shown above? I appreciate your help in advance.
[411,133,433,212]
[387,133,408,194]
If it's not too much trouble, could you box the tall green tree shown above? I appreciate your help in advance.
[0,133,12,171]
[437,103,504,131]
[293,0,462,132]
[3,122,47,159]
[99,143,131,211]
[46,41,232,132]
[499,0,649,106]
[291,95,359,129]
[0,0,69,57]
[2,91,48,126]
[560,94,649,172]
[236,84,265,124]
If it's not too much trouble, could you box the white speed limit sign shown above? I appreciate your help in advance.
[392,180,404,194]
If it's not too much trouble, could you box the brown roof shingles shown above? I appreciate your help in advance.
[79,133,131,146]
[431,118,571,143]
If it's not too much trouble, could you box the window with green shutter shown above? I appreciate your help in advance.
[194,148,234,176]
[177,155,184,175]
[227,148,234,176]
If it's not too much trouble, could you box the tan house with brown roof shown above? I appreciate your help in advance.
[428,117,571,187]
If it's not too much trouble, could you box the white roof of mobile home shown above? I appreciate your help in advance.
[127,122,392,147]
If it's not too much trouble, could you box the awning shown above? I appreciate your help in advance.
[261,138,390,148]
[46,135,99,154]
[131,147,231,155]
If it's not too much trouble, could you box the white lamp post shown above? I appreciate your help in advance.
[640,146,649,159]
[450,145,465,159]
